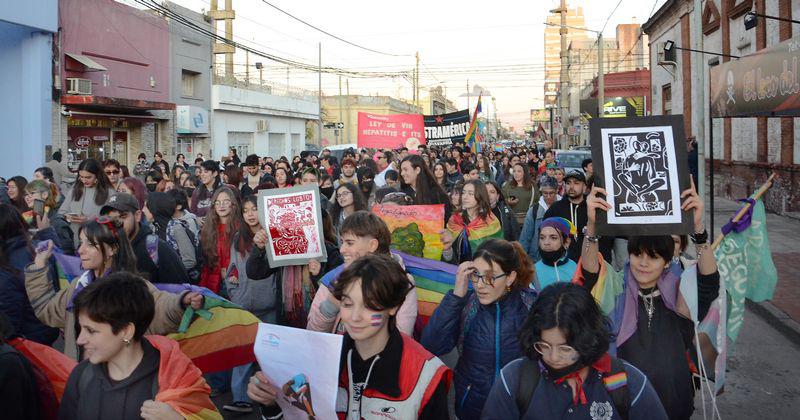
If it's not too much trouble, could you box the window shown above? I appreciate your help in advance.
[662,84,672,115]
[182,70,198,97]
[176,138,194,157]
[228,131,253,158]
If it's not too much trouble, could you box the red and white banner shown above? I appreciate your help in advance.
[357,112,426,150]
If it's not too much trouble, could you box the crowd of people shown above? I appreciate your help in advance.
[0,141,718,420]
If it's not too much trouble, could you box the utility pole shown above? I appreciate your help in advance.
[209,0,235,78]
[558,0,569,149]
[346,79,350,144]
[318,42,322,146]
[692,0,706,199]
[415,51,420,109]
[598,32,604,119]
[339,75,344,145]
[467,79,470,113]
[245,50,250,85]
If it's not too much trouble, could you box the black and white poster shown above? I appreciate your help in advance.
[589,115,693,236]
[423,109,470,147]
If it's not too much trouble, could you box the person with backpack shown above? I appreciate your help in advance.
[99,193,191,285]
[143,193,200,284]
[420,239,536,420]
[482,283,667,420]
[58,273,219,420]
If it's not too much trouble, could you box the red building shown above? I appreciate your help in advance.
[589,69,651,110]
[56,0,174,168]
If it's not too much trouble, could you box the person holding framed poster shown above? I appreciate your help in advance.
[575,175,720,420]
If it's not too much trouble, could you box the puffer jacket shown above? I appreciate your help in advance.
[0,234,59,345]
[420,289,535,420]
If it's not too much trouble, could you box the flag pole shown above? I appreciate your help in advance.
[711,173,776,250]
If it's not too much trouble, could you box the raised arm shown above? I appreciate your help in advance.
[580,186,611,274]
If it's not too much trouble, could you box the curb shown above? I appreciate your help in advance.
[746,300,800,347]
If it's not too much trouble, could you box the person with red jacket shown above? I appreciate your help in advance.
[247,254,452,419]
[199,186,241,294]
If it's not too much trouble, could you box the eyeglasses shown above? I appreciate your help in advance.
[105,170,120,175]
[533,342,579,361]
[467,270,508,287]
[214,199,232,206]
[337,190,352,198]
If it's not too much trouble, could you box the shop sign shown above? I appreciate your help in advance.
[177,106,209,134]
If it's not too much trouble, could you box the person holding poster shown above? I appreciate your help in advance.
[248,254,451,420]
[576,178,719,420]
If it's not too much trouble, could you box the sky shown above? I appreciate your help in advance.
[134,0,668,132]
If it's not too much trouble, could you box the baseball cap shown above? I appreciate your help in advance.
[564,170,586,183]
[100,193,140,214]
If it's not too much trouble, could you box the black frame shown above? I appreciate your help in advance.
[589,115,694,236]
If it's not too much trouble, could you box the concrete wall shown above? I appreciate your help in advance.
[60,0,170,103]
[167,2,211,110]
[0,10,55,179]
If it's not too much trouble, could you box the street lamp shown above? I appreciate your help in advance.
[662,40,740,59]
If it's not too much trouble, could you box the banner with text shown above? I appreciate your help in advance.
[423,109,470,146]
[357,112,425,150]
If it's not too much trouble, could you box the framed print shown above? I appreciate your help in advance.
[589,115,694,236]
[257,185,328,268]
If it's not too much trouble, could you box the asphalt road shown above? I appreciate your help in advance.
[214,306,800,419]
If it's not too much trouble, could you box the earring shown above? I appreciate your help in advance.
[123,337,131,346]
[506,284,512,292]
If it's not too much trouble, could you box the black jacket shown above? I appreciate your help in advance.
[492,201,520,241]
[131,222,190,284]
[0,342,41,420]
[59,339,160,420]
[543,196,587,261]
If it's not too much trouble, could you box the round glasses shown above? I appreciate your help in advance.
[533,342,579,361]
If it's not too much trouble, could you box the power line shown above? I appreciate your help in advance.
[258,0,413,57]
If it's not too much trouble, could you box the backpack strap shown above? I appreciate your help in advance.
[146,234,159,266]
[602,357,630,420]
[515,358,541,416]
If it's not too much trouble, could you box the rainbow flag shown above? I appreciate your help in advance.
[10,337,77,403]
[52,249,83,290]
[148,335,222,419]
[392,251,458,327]
[154,284,260,374]
[465,95,483,154]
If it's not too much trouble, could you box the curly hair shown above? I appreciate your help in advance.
[518,283,610,367]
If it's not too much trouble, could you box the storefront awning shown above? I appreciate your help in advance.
[65,53,107,72]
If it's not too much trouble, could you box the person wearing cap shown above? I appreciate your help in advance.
[333,157,358,189]
[532,217,578,290]
[100,193,191,284]
[543,171,587,262]
[519,176,562,261]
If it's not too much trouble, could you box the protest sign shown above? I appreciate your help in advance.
[257,185,328,268]
[372,204,445,260]
[357,112,425,150]
[589,115,693,236]
[254,323,343,420]
[423,109,470,146]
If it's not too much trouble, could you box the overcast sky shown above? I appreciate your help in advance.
[141,0,667,131]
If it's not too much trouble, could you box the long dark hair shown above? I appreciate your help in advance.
[0,204,31,273]
[460,179,492,223]
[510,162,533,189]
[73,159,113,205]
[79,218,138,274]
[399,155,448,205]
[519,283,610,366]
[235,195,259,257]
[7,176,29,211]
[145,192,176,241]
[330,183,367,224]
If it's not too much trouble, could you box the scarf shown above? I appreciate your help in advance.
[446,212,502,258]
[553,353,613,406]
[282,265,315,328]
[617,262,681,346]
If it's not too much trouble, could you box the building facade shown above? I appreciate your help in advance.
[544,3,590,108]
[643,0,800,214]
[0,0,57,179]
[57,0,174,170]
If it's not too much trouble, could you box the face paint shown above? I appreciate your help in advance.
[370,314,384,327]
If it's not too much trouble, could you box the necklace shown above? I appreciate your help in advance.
[638,288,661,330]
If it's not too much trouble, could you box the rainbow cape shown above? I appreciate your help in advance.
[446,212,503,259]
[154,284,260,374]
[147,335,222,419]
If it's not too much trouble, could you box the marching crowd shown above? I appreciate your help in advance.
[0,142,718,420]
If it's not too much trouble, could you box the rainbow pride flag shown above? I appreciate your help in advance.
[392,251,458,327]
[154,284,260,374]
[465,95,482,154]
[52,249,83,290]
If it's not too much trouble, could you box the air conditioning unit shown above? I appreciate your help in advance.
[256,119,268,132]
[66,78,92,95]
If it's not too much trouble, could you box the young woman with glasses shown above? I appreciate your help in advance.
[482,283,667,420]
[420,238,536,420]
[199,186,242,294]
[329,183,367,242]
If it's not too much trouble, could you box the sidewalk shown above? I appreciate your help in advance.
[708,196,800,345]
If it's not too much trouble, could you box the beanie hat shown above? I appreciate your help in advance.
[539,217,576,240]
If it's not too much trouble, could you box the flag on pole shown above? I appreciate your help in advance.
[714,197,778,342]
[465,95,482,154]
